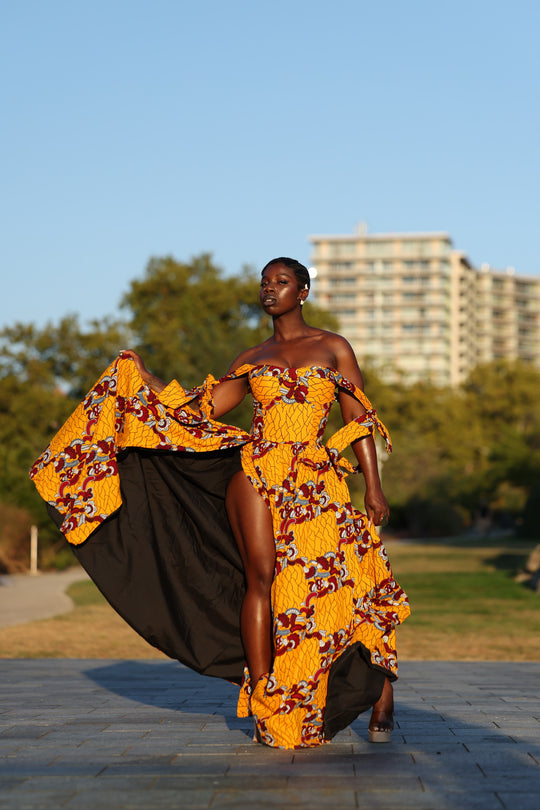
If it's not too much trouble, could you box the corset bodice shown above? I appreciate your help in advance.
[248,366,337,445]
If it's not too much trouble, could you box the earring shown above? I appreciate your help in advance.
[300,299,305,307]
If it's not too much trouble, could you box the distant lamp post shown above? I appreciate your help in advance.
[30,525,38,575]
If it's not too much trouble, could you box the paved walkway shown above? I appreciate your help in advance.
[0,569,88,629]
[1,660,539,809]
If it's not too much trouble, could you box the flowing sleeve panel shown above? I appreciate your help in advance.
[29,357,251,546]
[326,372,392,464]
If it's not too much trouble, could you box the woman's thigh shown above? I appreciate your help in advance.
[225,470,275,583]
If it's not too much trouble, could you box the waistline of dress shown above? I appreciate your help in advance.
[246,438,357,480]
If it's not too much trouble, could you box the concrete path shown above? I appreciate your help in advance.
[1,660,539,809]
[0,568,89,629]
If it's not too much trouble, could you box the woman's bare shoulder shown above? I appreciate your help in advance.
[227,340,273,372]
[312,329,356,360]
[317,331,364,386]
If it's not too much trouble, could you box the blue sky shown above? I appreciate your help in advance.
[1,0,539,329]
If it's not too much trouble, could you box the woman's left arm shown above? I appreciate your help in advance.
[333,338,389,526]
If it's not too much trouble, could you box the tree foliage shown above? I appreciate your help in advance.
[0,315,131,398]
[121,254,265,387]
[373,360,540,535]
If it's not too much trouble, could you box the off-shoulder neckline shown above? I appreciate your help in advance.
[247,363,338,375]
[218,363,376,419]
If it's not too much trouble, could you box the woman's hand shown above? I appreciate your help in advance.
[119,350,166,393]
[119,349,148,379]
[364,484,390,528]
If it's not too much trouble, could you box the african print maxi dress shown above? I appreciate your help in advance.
[30,356,410,749]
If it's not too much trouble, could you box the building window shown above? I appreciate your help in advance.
[330,261,354,271]
[330,294,356,303]
[363,242,393,258]
[329,277,357,286]
[329,243,356,258]
[403,260,430,269]
[403,292,424,301]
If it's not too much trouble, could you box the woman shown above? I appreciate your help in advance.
[31,257,409,749]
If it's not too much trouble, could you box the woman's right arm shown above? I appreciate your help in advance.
[119,349,249,419]
[210,376,249,418]
[119,350,166,393]
[210,349,256,418]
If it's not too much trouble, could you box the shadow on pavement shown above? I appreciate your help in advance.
[83,659,540,794]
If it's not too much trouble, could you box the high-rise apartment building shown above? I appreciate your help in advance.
[310,225,540,386]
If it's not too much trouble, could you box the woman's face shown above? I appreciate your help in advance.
[260,263,304,314]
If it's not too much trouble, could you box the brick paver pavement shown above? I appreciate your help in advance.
[1,660,539,809]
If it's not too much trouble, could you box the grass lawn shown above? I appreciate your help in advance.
[0,536,538,660]
[388,536,540,660]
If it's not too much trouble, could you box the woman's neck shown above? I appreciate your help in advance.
[271,313,311,343]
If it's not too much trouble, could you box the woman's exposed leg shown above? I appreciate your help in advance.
[226,470,276,684]
[368,677,394,742]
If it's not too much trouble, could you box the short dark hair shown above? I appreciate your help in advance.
[261,257,311,290]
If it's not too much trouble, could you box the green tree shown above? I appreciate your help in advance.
[462,360,540,527]
[120,254,265,387]
[377,359,540,535]
[0,315,130,398]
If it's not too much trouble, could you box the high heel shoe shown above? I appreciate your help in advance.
[252,719,263,744]
[249,673,269,744]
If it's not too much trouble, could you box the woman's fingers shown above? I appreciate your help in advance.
[365,498,389,527]
[118,350,149,379]
[119,349,138,360]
